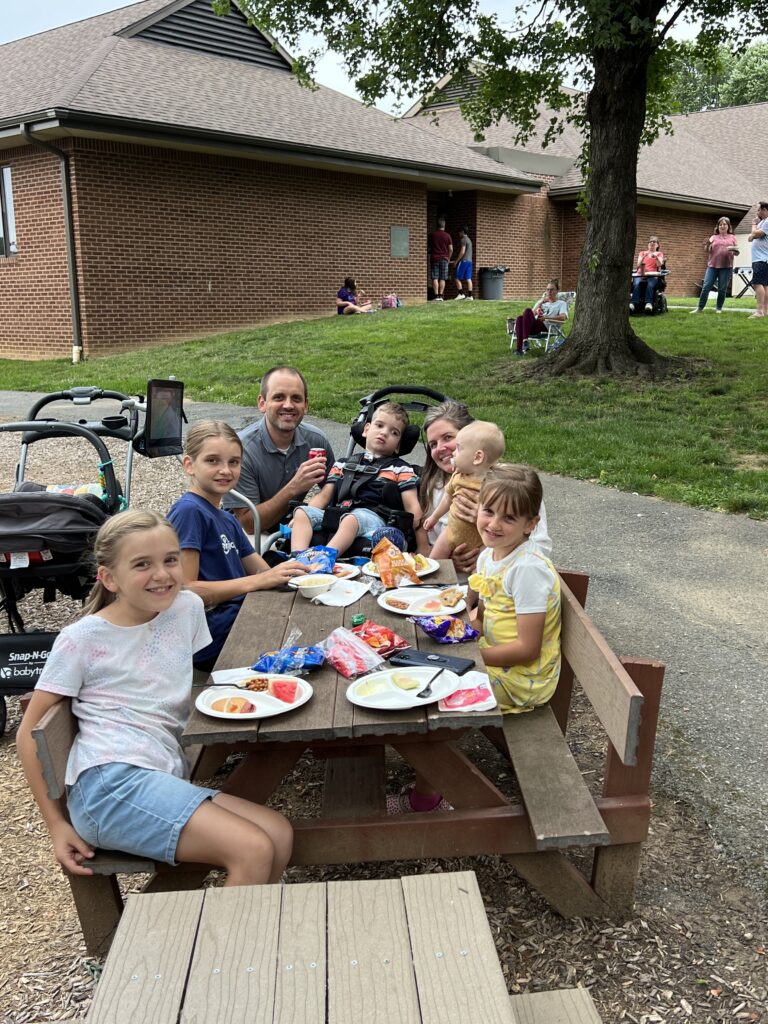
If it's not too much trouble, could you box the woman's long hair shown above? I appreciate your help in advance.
[419,400,474,517]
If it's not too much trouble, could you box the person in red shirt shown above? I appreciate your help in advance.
[630,236,666,313]
[429,217,453,301]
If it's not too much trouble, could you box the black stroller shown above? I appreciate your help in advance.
[265,385,453,559]
[0,385,181,735]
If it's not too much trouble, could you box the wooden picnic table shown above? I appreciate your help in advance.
[182,561,516,865]
[84,870,516,1024]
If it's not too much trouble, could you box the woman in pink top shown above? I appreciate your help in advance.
[691,217,739,313]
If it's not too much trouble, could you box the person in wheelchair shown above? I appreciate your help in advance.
[289,402,422,557]
[630,236,666,313]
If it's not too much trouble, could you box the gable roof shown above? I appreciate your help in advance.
[0,0,540,193]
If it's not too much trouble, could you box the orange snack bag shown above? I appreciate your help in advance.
[371,537,421,588]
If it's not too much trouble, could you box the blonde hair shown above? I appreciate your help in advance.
[185,420,242,460]
[82,510,178,616]
[456,420,505,466]
[479,464,542,521]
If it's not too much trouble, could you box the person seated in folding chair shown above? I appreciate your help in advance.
[630,235,666,313]
[511,282,569,356]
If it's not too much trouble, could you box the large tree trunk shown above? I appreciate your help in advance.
[546,37,670,376]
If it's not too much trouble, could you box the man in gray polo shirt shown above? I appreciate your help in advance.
[223,366,334,533]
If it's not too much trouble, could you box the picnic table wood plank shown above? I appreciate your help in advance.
[391,738,509,810]
[503,705,610,849]
[323,746,386,817]
[86,890,204,1024]
[510,987,603,1023]
[180,885,282,1024]
[273,882,326,1024]
[560,579,643,766]
[31,700,77,799]
[327,877,422,1024]
[401,871,514,1024]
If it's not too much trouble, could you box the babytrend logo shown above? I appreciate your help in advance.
[0,667,11,679]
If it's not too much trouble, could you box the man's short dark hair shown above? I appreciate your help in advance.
[461,225,469,233]
[437,217,446,228]
[260,366,308,401]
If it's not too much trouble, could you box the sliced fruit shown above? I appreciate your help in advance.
[414,598,443,614]
[392,672,421,691]
[269,679,300,704]
[356,678,391,698]
[211,695,256,714]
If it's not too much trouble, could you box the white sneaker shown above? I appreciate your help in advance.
[467,295,474,300]
[689,308,700,314]
[435,296,444,302]
[715,308,723,313]
[644,303,653,312]
[455,293,466,300]
[629,303,635,312]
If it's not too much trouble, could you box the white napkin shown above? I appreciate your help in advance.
[312,579,372,607]
[211,667,259,686]
[438,670,497,712]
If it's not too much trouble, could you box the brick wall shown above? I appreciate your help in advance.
[475,190,563,299]
[0,146,73,359]
[71,140,427,358]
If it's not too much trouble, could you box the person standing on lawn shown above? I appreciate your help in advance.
[747,201,768,318]
[452,226,474,300]
[691,217,739,314]
[221,366,334,534]
[429,216,453,301]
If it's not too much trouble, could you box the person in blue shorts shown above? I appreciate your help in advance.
[452,226,474,300]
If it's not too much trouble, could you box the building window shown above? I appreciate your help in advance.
[1,166,18,257]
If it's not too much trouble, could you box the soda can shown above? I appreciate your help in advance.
[308,447,326,459]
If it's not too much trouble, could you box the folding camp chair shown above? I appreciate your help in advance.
[506,291,575,354]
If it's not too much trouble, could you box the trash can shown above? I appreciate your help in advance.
[479,265,510,300]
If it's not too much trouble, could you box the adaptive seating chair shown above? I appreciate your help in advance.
[629,270,669,315]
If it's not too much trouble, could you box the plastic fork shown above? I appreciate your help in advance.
[416,669,444,700]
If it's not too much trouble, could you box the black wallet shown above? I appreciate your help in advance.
[389,649,475,675]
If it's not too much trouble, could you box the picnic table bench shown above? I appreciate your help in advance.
[29,563,664,961]
[79,870,602,1024]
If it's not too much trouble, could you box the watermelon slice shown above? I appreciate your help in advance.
[269,679,300,704]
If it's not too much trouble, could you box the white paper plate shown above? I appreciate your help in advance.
[195,677,313,719]
[346,667,460,710]
[333,563,361,579]
[362,556,439,580]
[376,587,467,617]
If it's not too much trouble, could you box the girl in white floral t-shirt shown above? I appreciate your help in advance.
[18,510,292,884]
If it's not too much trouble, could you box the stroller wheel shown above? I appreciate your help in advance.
[0,696,6,738]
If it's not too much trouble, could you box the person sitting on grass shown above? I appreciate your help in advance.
[512,283,568,355]
[423,420,506,562]
[168,421,309,673]
[468,464,561,714]
[290,402,422,556]
[17,511,293,887]
[337,276,374,314]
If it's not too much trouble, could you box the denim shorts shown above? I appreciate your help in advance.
[67,763,218,865]
[298,504,385,541]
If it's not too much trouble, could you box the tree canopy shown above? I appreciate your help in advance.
[230,0,762,375]
[665,40,768,112]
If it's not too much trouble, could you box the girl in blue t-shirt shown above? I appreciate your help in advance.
[168,421,308,669]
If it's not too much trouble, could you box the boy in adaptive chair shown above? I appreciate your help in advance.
[289,402,422,556]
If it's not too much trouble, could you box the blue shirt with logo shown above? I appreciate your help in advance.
[168,491,255,666]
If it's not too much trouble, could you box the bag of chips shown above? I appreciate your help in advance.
[251,645,325,675]
[294,545,337,574]
[351,618,410,658]
[319,627,386,679]
[410,615,480,644]
[371,537,420,588]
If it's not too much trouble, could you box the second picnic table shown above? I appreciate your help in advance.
[182,561,515,865]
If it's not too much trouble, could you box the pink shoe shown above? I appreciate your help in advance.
[386,785,453,814]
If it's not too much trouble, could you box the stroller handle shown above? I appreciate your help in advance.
[0,421,121,514]
[25,388,132,421]
[357,385,451,411]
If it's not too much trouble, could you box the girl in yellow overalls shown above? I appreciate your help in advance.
[468,464,561,713]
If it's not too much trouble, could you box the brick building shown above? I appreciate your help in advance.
[0,0,762,360]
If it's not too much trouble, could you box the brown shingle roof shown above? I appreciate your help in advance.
[0,0,539,189]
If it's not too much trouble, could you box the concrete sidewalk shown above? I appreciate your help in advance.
[2,388,766,883]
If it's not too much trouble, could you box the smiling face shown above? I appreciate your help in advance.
[99,525,184,625]
[363,410,404,457]
[717,219,731,234]
[183,437,242,505]
[258,370,308,441]
[476,497,539,560]
[425,417,460,475]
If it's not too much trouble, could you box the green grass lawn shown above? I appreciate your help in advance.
[2,300,767,518]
